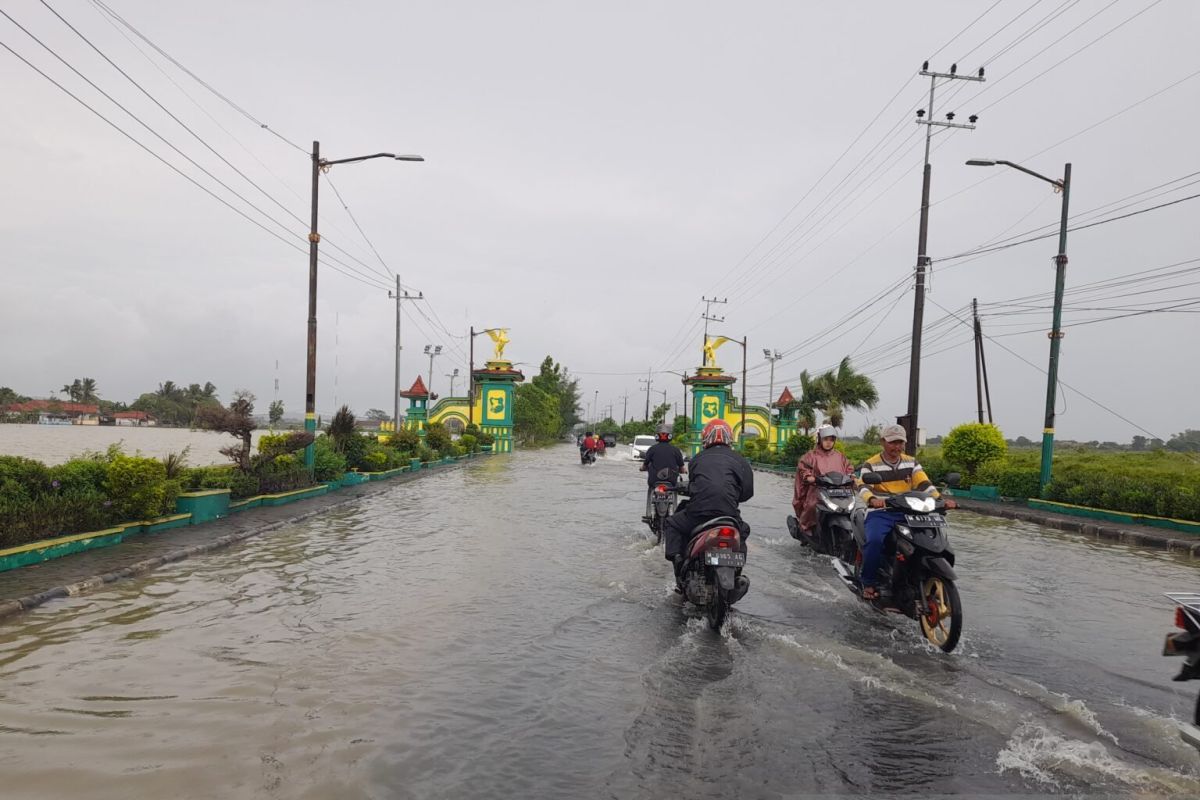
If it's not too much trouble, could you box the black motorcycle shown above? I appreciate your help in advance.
[1163,592,1200,751]
[580,447,596,465]
[787,470,856,555]
[833,472,963,652]
[676,511,750,631]
[644,480,678,545]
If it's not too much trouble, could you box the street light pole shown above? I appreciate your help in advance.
[389,277,423,431]
[304,143,423,469]
[763,349,781,446]
[446,368,459,397]
[424,344,443,400]
[966,158,1070,493]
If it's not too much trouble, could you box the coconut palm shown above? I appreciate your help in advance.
[813,357,878,429]
[79,378,98,403]
[796,370,825,435]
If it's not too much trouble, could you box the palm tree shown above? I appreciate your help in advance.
[79,378,98,403]
[796,370,825,435]
[156,381,183,401]
[61,379,83,402]
[813,357,878,429]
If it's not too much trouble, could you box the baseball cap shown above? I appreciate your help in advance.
[881,424,907,442]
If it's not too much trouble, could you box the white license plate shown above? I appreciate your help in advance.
[906,514,945,527]
[705,550,746,567]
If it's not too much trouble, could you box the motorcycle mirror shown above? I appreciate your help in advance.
[862,472,883,485]
[944,472,961,488]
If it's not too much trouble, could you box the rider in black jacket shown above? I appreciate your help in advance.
[663,419,753,574]
[640,425,685,520]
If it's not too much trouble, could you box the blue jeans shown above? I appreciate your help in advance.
[862,510,906,588]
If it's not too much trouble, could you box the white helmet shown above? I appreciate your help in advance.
[816,425,838,440]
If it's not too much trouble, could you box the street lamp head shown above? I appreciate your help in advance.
[434,345,443,355]
[423,344,431,354]
[393,155,425,162]
[966,159,997,167]
[762,348,772,358]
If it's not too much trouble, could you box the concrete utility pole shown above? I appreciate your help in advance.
[305,141,422,469]
[971,299,993,425]
[638,371,653,421]
[902,63,984,454]
[966,158,1071,492]
[700,296,728,363]
[620,394,628,426]
[390,276,424,430]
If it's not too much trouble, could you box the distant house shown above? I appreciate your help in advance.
[2,400,101,425]
[113,410,155,427]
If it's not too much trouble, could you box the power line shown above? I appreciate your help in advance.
[90,0,307,154]
[0,35,392,294]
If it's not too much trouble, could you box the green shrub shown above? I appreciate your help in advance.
[943,423,1007,478]
[459,433,478,453]
[312,436,347,482]
[391,427,422,452]
[258,431,314,457]
[782,434,815,465]
[105,453,178,521]
[425,422,452,455]
[474,429,494,447]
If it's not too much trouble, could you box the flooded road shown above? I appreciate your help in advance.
[2,445,1199,798]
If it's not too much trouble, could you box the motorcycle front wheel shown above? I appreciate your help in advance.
[919,576,962,652]
[706,589,728,631]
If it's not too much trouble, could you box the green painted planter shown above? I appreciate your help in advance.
[341,472,369,486]
[1028,498,1200,536]
[144,514,192,534]
[176,489,231,524]
[410,458,422,471]
[260,486,328,507]
[969,485,1000,501]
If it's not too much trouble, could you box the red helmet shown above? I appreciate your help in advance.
[701,419,733,448]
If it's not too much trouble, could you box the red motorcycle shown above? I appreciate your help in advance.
[677,513,750,630]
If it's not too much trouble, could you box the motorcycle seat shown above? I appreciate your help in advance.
[689,515,742,536]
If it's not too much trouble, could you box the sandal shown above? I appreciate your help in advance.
[861,586,880,601]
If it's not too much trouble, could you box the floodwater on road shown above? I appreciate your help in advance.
[1,444,1199,798]
[0,423,268,465]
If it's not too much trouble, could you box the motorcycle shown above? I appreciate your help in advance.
[580,447,597,465]
[787,470,857,555]
[1162,592,1200,751]
[832,471,964,652]
[644,479,678,545]
[675,503,750,631]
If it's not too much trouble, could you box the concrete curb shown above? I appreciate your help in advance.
[0,462,466,622]
[953,497,1200,558]
[750,466,1200,558]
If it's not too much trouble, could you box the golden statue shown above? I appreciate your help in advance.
[703,335,731,368]
[487,328,510,361]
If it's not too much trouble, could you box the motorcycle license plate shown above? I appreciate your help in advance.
[704,550,745,567]
[905,514,945,527]
[826,489,853,498]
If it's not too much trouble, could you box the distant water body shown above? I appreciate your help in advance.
[0,423,268,465]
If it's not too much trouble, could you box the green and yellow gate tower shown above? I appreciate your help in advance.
[680,336,772,456]
[414,327,523,453]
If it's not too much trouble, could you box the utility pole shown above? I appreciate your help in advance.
[972,299,994,425]
[763,349,781,445]
[903,63,984,454]
[620,394,628,426]
[973,298,984,424]
[638,371,653,421]
[700,296,728,363]
[304,142,422,468]
[390,276,423,430]
[740,337,747,446]
[593,390,599,425]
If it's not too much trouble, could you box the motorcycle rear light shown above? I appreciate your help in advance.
[718,527,736,538]
[717,540,731,549]
[1178,607,1190,630]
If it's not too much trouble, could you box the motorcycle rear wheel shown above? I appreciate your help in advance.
[919,576,962,652]
[706,589,728,631]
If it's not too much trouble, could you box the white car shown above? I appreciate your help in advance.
[631,435,657,460]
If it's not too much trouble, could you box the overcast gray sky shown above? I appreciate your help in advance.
[2,0,1197,441]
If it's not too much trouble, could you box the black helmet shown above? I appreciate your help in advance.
[585,431,594,436]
